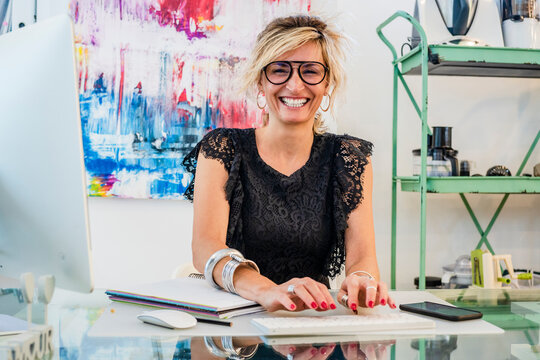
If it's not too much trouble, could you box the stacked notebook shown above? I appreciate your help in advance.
[105,276,264,320]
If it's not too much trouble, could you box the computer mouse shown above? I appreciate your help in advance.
[137,309,197,329]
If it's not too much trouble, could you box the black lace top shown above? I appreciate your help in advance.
[183,128,373,285]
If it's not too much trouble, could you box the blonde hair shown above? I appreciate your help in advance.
[241,15,348,134]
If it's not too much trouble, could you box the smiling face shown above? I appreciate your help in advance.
[259,42,328,127]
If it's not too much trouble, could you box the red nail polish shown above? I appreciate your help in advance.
[290,304,296,310]
[391,303,397,309]
[311,301,317,309]
[289,347,296,353]
[321,348,327,355]
[369,301,374,308]
[321,301,328,309]
[330,303,336,309]
[381,299,386,305]
[351,303,357,311]
[311,348,318,355]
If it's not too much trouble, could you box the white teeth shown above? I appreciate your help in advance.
[281,97,308,107]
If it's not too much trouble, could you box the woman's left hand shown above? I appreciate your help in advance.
[337,274,396,312]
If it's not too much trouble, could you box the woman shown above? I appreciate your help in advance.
[183,15,395,312]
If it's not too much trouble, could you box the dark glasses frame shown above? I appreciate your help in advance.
[262,61,328,86]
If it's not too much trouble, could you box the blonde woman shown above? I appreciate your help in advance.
[183,15,395,312]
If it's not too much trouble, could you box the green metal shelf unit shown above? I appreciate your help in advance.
[376,11,540,290]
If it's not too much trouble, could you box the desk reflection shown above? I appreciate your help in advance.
[188,336,396,360]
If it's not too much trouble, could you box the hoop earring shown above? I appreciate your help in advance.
[320,94,330,112]
[256,90,266,110]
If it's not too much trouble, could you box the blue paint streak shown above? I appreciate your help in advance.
[78,77,216,199]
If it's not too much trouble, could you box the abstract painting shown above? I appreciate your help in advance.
[0,0,12,34]
[70,0,311,199]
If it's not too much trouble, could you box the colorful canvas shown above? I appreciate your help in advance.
[69,0,310,199]
[0,0,12,34]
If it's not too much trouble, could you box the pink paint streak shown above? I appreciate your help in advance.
[117,48,126,124]
[217,100,251,129]
[149,0,216,39]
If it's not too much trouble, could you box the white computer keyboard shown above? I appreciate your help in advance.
[251,313,435,336]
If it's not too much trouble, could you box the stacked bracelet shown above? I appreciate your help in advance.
[222,254,260,294]
[204,336,259,359]
[222,258,241,294]
[350,270,375,280]
[204,248,260,293]
[203,337,229,358]
[221,336,258,360]
[204,249,243,289]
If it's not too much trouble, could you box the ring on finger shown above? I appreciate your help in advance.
[287,284,296,295]
[340,293,349,305]
[366,286,377,291]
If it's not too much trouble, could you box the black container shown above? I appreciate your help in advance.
[460,160,471,176]
[414,276,442,289]
[432,126,453,149]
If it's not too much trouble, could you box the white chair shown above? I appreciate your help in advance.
[171,263,199,279]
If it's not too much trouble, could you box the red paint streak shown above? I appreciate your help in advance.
[78,68,83,92]
[217,100,252,129]
[176,60,184,80]
[117,49,126,124]
[183,0,214,21]
[73,2,79,22]
[172,59,185,104]
[149,0,216,38]
[178,89,187,103]
[157,0,182,13]
[82,47,89,92]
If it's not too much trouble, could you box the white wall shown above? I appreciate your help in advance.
[44,0,539,289]
[87,198,193,289]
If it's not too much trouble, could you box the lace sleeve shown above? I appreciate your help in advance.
[182,128,236,201]
[334,135,373,214]
[325,135,373,278]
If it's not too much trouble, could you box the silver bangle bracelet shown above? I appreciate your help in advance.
[222,255,261,295]
[350,270,375,280]
[221,336,241,358]
[221,336,259,360]
[203,336,230,358]
[222,258,241,294]
[230,254,261,274]
[204,248,243,289]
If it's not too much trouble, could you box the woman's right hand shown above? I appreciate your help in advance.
[256,277,337,312]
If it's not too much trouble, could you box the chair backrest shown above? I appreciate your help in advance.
[171,263,199,279]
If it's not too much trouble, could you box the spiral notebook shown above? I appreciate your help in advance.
[105,275,264,319]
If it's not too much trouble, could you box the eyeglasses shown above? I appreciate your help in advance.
[262,61,328,86]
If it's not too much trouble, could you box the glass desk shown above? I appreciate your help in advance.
[1,288,539,359]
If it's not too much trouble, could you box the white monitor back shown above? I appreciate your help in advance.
[0,14,93,292]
